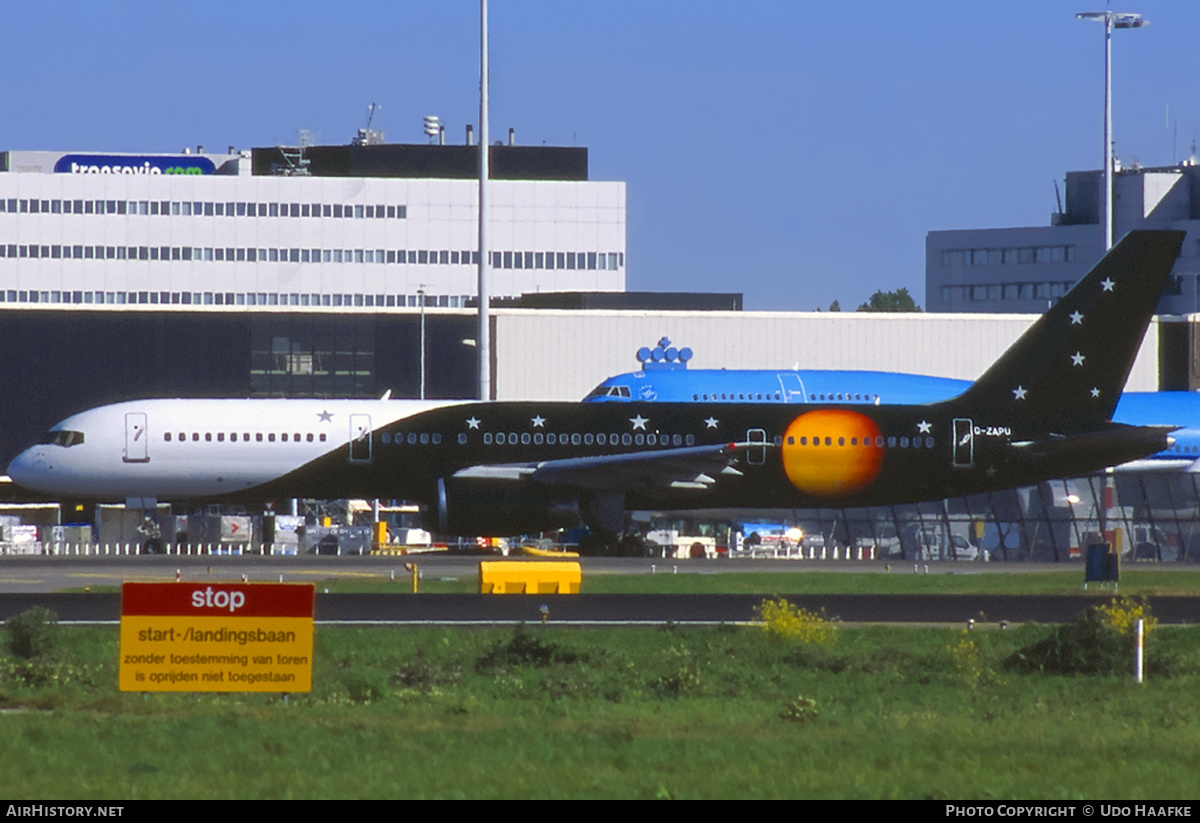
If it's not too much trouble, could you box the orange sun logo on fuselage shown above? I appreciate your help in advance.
[781,409,885,497]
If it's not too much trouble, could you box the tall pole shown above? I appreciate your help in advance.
[1077,9,1147,560]
[1077,10,1148,252]
[1102,13,1113,251]
[477,0,491,401]
[418,286,426,400]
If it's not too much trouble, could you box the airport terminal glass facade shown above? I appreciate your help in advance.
[796,472,1200,563]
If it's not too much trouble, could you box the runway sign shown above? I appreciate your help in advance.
[119,582,315,692]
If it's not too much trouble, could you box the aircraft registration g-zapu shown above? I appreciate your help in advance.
[6,231,1186,543]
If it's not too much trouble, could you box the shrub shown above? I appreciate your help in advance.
[1004,599,1163,677]
[4,607,59,660]
[947,630,1004,691]
[755,597,836,645]
[475,624,582,672]
[1095,596,1157,637]
[779,695,819,724]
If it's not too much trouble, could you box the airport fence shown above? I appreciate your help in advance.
[726,544,878,560]
[0,542,300,556]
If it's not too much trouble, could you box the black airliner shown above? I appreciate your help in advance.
[7,231,1185,542]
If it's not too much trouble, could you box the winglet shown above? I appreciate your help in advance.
[948,230,1185,434]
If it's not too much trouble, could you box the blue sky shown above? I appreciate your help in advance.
[3,1,1196,311]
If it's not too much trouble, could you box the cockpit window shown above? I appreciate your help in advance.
[39,430,85,447]
[585,384,632,399]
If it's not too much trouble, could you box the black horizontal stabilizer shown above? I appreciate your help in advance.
[948,230,1185,434]
[1010,424,1176,475]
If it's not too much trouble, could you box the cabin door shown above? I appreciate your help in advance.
[777,374,806,403]
[952,418,974,467]
[349,414,372,462]
[746,428,767,465]
[123,412,149,463]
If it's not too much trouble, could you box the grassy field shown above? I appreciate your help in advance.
[308,567,1200,596]
[2,602,1199,799]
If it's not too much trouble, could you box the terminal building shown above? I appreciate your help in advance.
[1,137,1198,561]
[926,161,1200,317]
[0,141,625,310]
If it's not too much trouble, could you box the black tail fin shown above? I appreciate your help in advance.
[950,230,1184,433]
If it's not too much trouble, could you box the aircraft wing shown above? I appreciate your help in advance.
[452,441,757,491]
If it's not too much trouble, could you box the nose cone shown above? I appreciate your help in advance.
[7,447,51,493]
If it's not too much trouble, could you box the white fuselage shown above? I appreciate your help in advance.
[7,397,459,500]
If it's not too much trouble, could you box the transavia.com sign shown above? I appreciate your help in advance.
[53,154,216,175]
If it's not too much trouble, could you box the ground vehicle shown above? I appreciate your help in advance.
[643,528,717,559]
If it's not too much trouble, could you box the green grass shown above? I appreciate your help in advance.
[63,568,1200,596]
[303,568,1200,596]
[2,613,1200,799]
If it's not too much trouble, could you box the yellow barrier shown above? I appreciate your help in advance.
[479,561,581,594]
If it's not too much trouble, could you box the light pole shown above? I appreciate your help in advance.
[1076,9,1148,252]
[477,0,491,400]
[418,286,426,400]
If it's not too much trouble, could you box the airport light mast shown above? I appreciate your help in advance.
[1076,9,1148,252]
[477,0,491,400]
